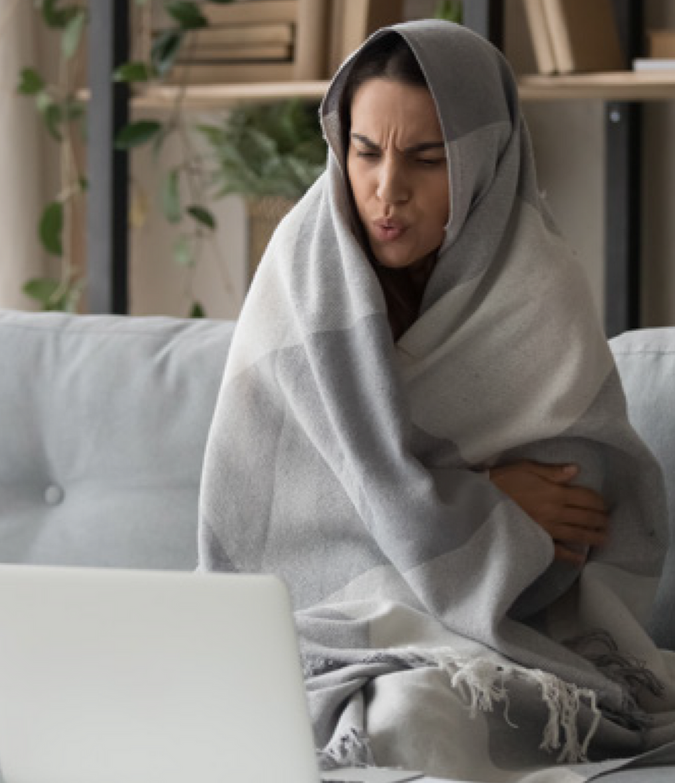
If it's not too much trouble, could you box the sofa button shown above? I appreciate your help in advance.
[44,484,64,506]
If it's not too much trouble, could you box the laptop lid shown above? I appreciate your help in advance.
[0,565,320,783]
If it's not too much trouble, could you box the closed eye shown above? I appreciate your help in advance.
[416,157,446,167]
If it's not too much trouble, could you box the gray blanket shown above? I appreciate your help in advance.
[199,21,675,782]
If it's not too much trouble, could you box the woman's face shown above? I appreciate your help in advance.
[347,78,450,270]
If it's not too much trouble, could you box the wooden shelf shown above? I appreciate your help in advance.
[518,71,675,102]
[123,72,675,112]
[131,81,330,110]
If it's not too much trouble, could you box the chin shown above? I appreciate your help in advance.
[372,248,416,269]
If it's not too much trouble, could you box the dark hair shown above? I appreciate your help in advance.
[339,33,428,149]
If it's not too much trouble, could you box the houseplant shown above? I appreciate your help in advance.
[197,99,326,279]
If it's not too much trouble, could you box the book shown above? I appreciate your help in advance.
[648,30,675,59]
[327,0,404,76]
[184,23,294,49]
[198,1,299,26]
[633,58,675,72]
[167,61,295,85]
[293,0,330,80]
[522,0,557,75]
[540,0,625,74]
[177,44,293,62]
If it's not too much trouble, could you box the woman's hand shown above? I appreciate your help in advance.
[489,461,609,564]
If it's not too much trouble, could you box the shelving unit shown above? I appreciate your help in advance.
[131,81,330,111]
[125,71,675,111]
[88,0,656,336]
[519,71,675,102]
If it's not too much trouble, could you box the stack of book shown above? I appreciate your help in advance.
[159,0,405,86]
[164,0,304,85]
[326,0,404,76]
[523,0,625,76]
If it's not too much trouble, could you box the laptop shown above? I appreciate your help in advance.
[0,565,321,783]
[0,565,425,783]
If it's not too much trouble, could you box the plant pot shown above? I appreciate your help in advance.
[245,196,296,282]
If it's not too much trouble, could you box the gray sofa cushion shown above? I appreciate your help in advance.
[611,328,675,649]
[0,311,234,570]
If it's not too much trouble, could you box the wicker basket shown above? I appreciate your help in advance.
[246,196,296,282]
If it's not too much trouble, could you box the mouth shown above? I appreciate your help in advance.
[372,218,408,242]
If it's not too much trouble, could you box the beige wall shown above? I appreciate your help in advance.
[129,0,675,327]
[128,110,247,320]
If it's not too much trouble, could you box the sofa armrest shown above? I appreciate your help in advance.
[611,328,675,649]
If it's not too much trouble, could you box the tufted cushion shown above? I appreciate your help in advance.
[0,311,234,570]
[610,328,675,649]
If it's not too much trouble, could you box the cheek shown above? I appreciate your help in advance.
[432,177,451,230]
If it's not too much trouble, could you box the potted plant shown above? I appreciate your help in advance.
[197,99,326,280]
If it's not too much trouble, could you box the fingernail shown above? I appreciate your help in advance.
[563,464,578,476]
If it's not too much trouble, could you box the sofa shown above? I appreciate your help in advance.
[0,310,672,646]
[0,309,234,571]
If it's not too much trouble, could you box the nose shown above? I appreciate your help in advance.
[376,156,409,206]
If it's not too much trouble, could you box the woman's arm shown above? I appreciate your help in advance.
[489,462,609,564]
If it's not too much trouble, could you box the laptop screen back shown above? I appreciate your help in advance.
[0,565,319,783]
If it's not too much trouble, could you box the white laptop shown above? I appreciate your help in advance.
[0,565,426,783]
[0,565,321,783]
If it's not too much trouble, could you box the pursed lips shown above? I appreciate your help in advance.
[372,218,408,242]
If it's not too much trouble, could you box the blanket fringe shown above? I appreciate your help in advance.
[565,629,665,701]
[318,728,375,770]
[423,649,602,764]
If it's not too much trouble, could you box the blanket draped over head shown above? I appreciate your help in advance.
[199,20,675,782]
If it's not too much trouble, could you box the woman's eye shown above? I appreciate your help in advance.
[356,151,379,160]
[417,158,445,167]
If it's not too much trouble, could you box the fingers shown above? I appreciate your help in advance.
[554,542,589,566]
[488,460,611,564]
[562,484,608,513]
[524,461,579,485]
[543,517,609,549]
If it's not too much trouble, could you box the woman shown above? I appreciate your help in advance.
[199,21,675,781]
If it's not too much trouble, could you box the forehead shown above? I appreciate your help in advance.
[350,79,443,141]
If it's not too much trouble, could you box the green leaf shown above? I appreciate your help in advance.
[198,99,326,200]
[151,29,185,76]
[39,201,64,256]
[187,205,216,230]
[17,68,45,96]
[23,276,81,312]
[39,0,80,29]
[434,0,463,23]
[165,2,208,30]
[23,277,61,307]
[61,8,86,60]
[34,92,63,141]
[114,120,162,149]
[173,235,193,267]
[161,169,182,224]
[189,302,206,318]
[113,61,156,83]
[43,104,63,141]
[61,97,85,122]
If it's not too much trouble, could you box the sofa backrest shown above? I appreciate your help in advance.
[0,310,234,571]
[610,328,675,649]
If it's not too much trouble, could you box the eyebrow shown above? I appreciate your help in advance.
[351,133,445,155]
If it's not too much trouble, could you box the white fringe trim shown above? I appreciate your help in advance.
[417,649,602,764]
